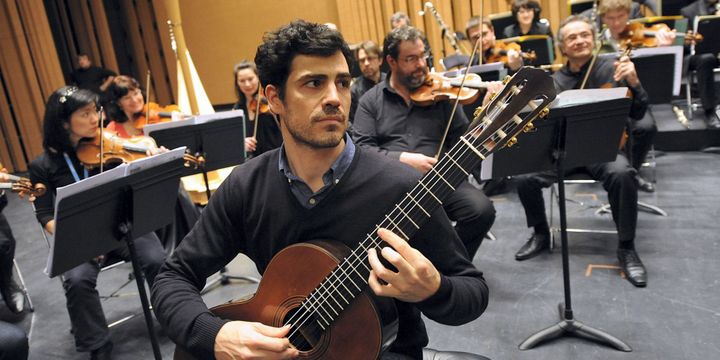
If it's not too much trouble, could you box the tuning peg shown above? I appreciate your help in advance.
[502,75,512,85]
[523,122,535,133]
[473,106,484,118]
[539,107,550,118]
[506,137,518,147]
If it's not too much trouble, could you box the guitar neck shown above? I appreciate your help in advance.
[296,67,556,333]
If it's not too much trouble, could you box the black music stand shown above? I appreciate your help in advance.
[49,152,185,360]
[480,88,633,352]
[693,15,720,56]
[502,35,555,66]
[145,111,247,201]
[144,112,260,292]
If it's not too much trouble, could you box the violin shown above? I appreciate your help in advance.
[248,95,271,116]
[76,130,201,170]
[487,41,537,64]
[619,22,703,48]
[133,102,182,129]
[0,163,46,200]
[410,72,484,106]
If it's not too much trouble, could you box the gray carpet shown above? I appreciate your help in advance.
[2,150,718,359]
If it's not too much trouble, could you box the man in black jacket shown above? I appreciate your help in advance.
[152,20,488,360]
[513,15,648,288]
[352,26,496,262]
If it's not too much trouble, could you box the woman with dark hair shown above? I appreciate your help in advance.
[232,60,282,157]
[104,75,199,249]
[28,86,167,359]
[503,0,552,38]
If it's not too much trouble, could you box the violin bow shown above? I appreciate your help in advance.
[434,2,484,159]
[145,70,152,122]
[580,22,605,90]
[99,106,105,173]
[253,82,263,141]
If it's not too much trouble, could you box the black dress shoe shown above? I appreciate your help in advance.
[636,175,655,193]
[90,341,113,360]
[618,249,647,287]
[0,278,24,314]
[705,110,720,130]
[515,233,549,261]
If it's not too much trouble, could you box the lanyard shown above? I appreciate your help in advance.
[63,152,88,183]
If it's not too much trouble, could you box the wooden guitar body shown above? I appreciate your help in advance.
[174,240,399,360]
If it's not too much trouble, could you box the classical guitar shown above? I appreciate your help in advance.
[174,67,557,360]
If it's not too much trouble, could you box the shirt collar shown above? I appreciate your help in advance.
[278,133,356,185]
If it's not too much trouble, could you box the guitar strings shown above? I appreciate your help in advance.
[285,84,530,345]
[285,83,544,346]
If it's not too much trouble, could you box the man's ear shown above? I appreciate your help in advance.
[265,84,283,116]
[386,55,397,71]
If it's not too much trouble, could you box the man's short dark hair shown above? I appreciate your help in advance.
[383,26,425,61]
[255,20,353,100]
[357,41,382,58]
[465,16,493,40]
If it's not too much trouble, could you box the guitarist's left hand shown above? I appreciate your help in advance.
[367,228,441,303]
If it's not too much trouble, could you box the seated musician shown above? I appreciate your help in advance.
[465,16,523,71]
[390,11,435,70]
[104,76,199,249]
[349,41,386,123]
[503,0,553,39]
[28,87,167,359]
[513,15,649,288]
[352,26,496,261]
[593,0,720,130]
[588,0,660,192]
[151,20,489,360]
[0,169,24,314]
[232,60,282,156]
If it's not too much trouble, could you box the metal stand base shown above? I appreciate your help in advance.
[597,201,667,217]
[520,303,632,352]
[201,267,260,295]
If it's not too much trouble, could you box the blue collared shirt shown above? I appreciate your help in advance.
[278,133,356,209]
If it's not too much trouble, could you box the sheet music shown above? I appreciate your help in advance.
[142,109,245,136]
[124,147,185,176]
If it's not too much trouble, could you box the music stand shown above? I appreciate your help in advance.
[480,88,634,352]
[49,150,186,360]
[693,15,720,56]
[144,111,260,292]
[144,110,246,201]
[502,35,555,66]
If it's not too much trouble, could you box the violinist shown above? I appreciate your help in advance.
[352,26,496,261]
[591,0,659,192]
[512,15,648,288]
[105,75,200,252]
[0,168,24,314]
[465,16,523,72]
[104,75,179,138]
[503,0,553,39]
[349,41,386,123]
[232,60,282,157]
[28,86,167,359]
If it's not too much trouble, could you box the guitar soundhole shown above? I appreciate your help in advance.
[284,307,324,352]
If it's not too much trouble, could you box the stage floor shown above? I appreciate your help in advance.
[2,151,718,360]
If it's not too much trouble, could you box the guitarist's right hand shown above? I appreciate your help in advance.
[214,322,299,359]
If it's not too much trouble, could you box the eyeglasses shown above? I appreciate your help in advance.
[401,54,428,65]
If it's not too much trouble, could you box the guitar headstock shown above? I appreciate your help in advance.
[465,67,556,153]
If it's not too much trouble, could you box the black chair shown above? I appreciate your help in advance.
[440,54,471,71]
[568,0,594,15]
[423,347,490,360]
[489,12,514,40]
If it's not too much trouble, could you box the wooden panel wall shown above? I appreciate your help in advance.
[336,0,570,70]
[0,0,64,172]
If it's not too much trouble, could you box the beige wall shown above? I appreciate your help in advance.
[179,0,340,105]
